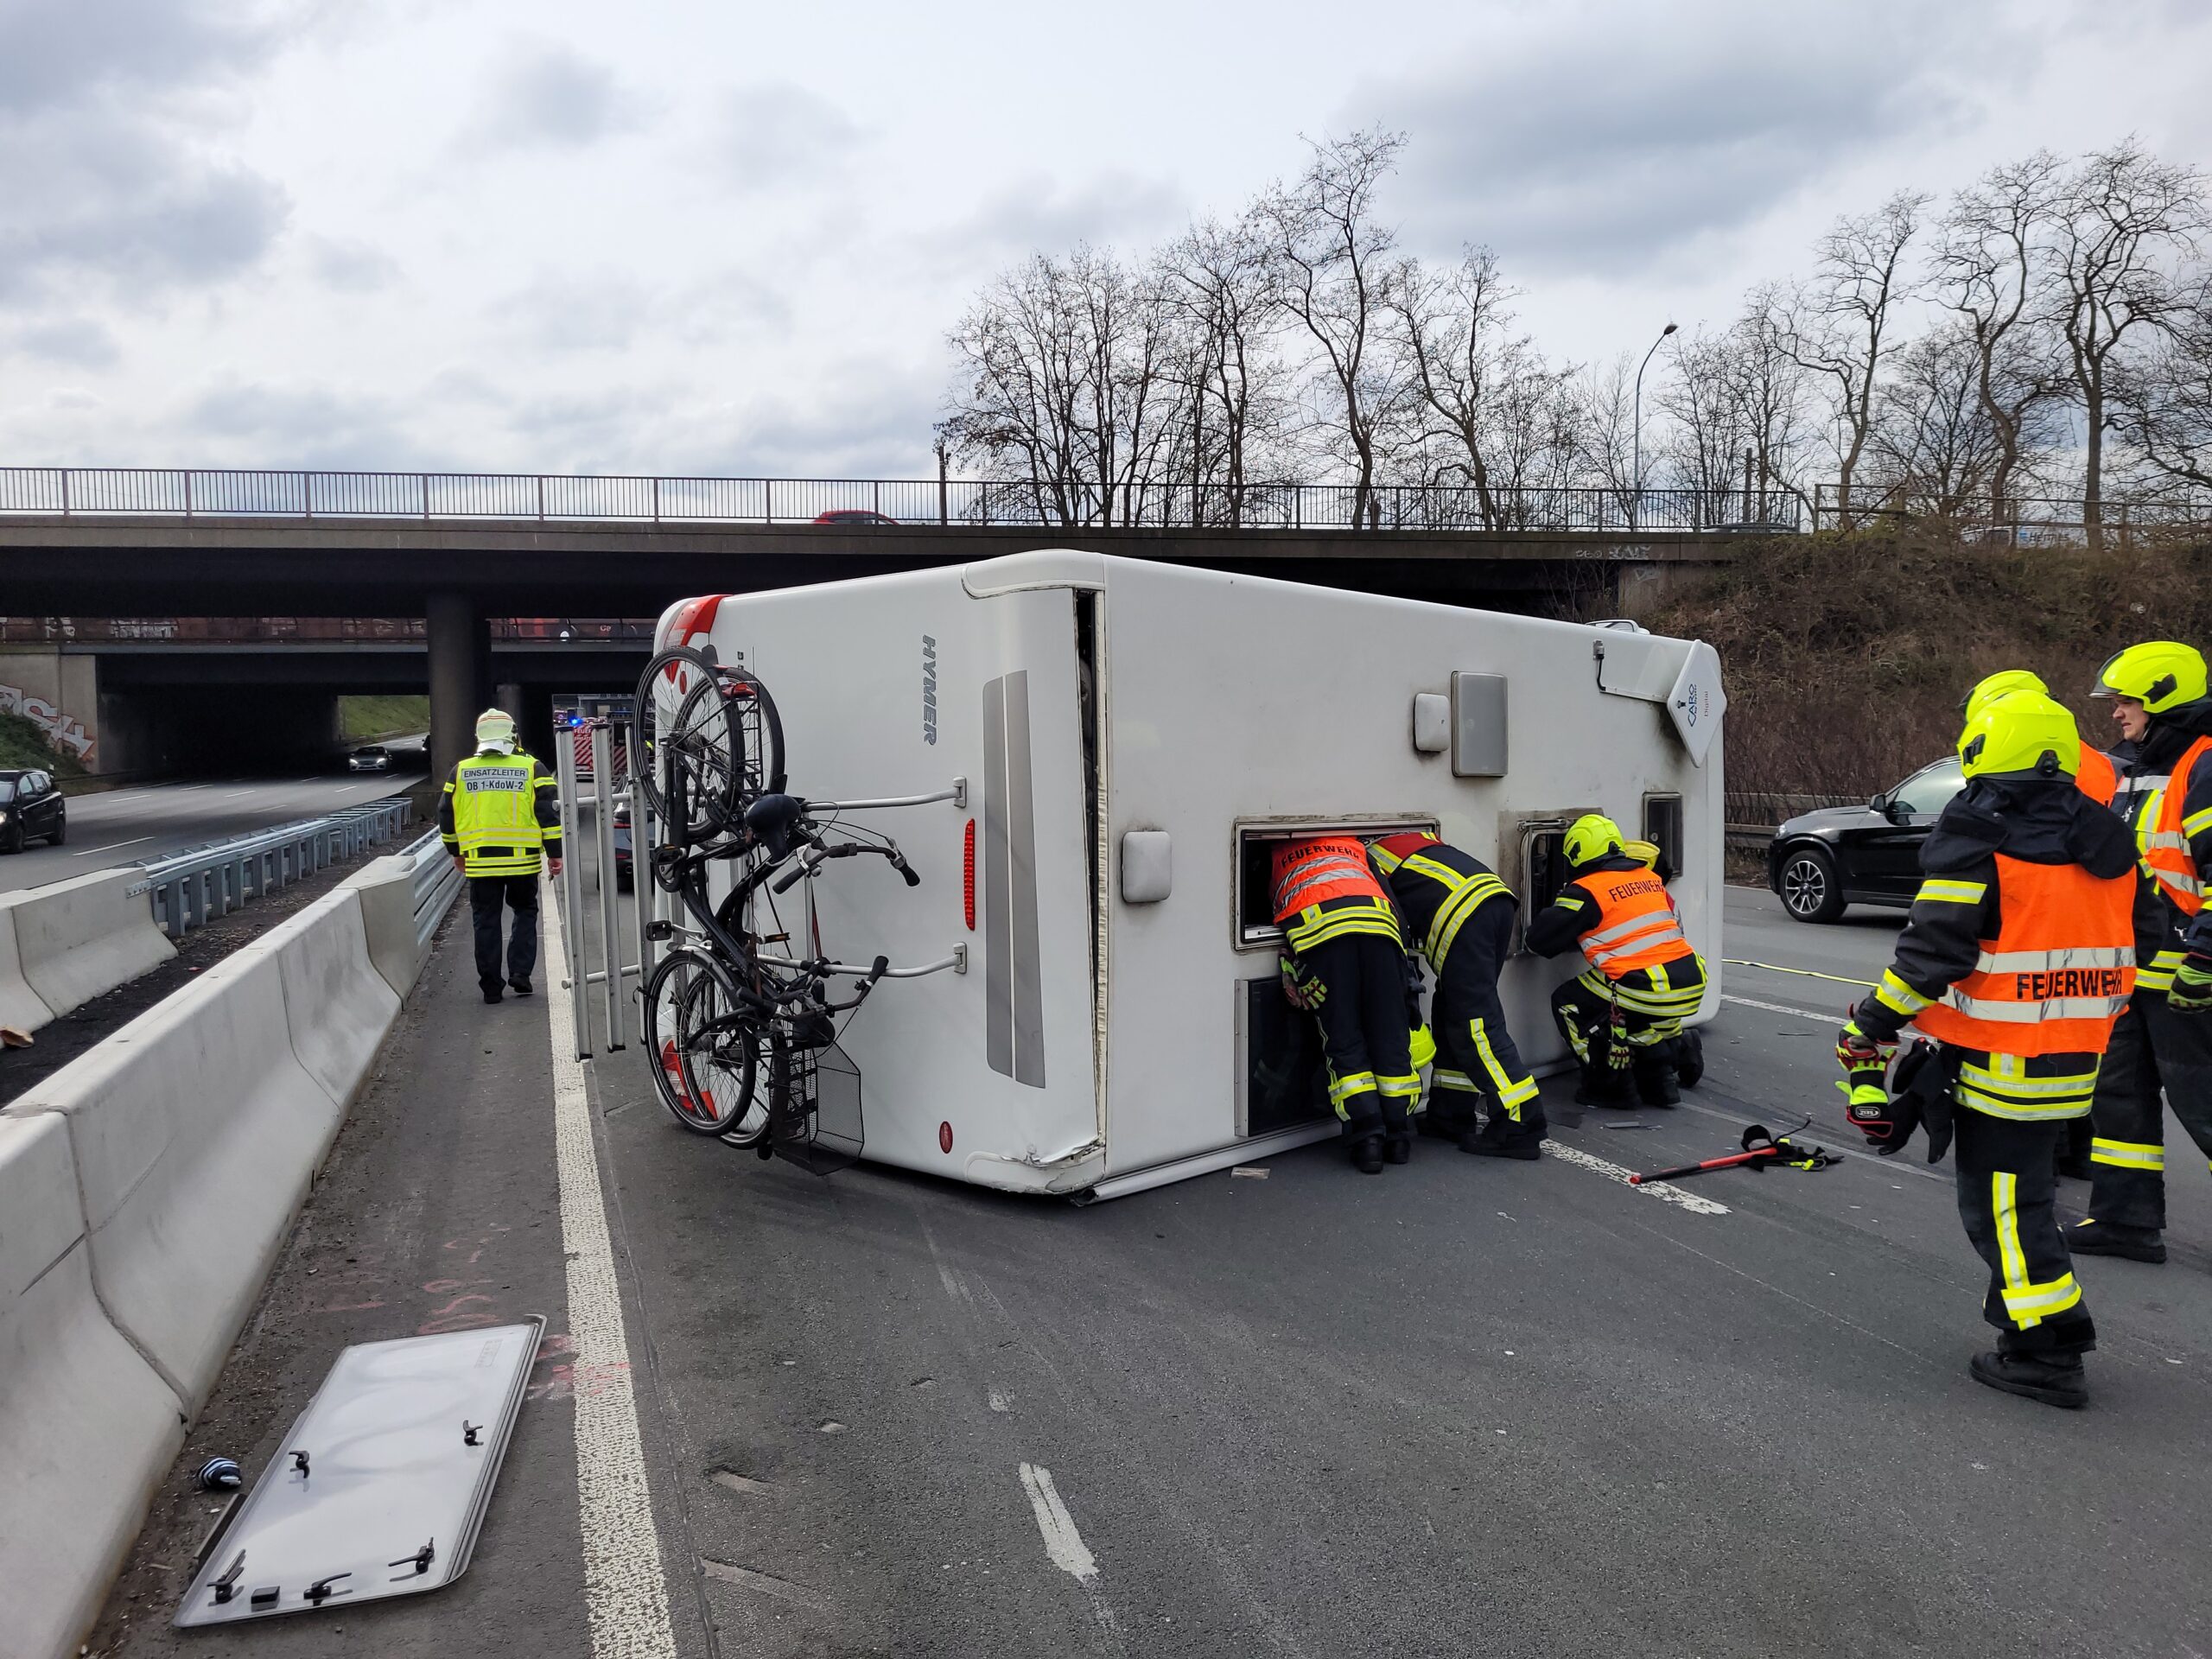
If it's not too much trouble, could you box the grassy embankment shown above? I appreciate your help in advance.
[338,694,430,742]
[1637,526,2212,810]
[0,711,86,779]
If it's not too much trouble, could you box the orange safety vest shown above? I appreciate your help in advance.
[1913,854,2136,1056]
[1574,866,1695,980]
[2077,744,2118,807]
[2139,735,2212,917]
[1271,836,1387,920]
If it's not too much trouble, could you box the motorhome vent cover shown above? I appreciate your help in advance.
[1451,673,1508,778]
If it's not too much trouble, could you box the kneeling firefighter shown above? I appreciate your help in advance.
[1529,814,1707,1106]
[1274,835,1421,1173]
[1839,690,2136,1409]
[1369,831,1545,1158]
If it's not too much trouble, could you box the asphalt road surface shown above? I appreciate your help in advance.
[1,746,423,893]
[96,879,2212,1659]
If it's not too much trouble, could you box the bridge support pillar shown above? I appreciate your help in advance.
[428,591,488,785]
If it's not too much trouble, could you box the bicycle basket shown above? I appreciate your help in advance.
[769,1040,864,1176]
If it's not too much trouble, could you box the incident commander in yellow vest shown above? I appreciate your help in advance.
[440,708,564,1005]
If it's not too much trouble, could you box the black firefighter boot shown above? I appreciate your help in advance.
[1350,1134,1387,1174]
[1633,1051,1681,1109]
[2068,1217,2167,1263]
[1970,1349,2089,1409]
[1464,1110,1545,1160]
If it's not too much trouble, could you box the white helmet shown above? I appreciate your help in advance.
[475,708,518,754]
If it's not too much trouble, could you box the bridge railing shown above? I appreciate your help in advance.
[0,466,1800,533]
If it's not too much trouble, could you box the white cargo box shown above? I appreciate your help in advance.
[660,550,1724,1199]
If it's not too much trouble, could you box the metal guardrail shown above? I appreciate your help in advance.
[132,798,414,938]
[399,828,464,952]
[0,465,1796,534]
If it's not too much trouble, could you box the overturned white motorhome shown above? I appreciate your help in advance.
[656,550,1725,1199]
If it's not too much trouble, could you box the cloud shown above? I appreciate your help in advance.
[306,234,402,293]
[180,379,447,468]
[493,270,655,353]
[10,316,120,368]
[915,171,1188,274]
[467,40,650,152]
[715,82,863,188]
[0,0,292,300]
[1361,0,2003,275]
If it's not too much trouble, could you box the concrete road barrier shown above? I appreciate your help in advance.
[0,903,54,1034]
[341,852,426,999]
[0,1114,186,1659]
[267,889,401,1107]
[8,868,175,1020]
[8,942,344,1408]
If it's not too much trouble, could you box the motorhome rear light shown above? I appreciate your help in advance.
[938,1121,954,1154]
[963,818,976,929]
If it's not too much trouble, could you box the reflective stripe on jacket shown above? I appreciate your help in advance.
[444,751,560,877]
[1370,831,1515,971]
[1573,866,1694,980]
[1912,852,2136,1057]
[1271,836,1387,921]
[2138,735,2212,918]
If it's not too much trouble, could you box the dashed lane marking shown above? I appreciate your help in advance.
[546,888,679,1659]
[1018,1463,1099,1582]
[1541,1140,1732,1216]
[1723,958,1875,989]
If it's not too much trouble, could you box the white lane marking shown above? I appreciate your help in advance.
[1722,992,1839,1022]
[1541,1140,1732,1216]
[71,835,154,856]
[544,889,679,1659]
[936,1264,975,1307]
[219,788,257,798]
[1018,1464,1099,1583]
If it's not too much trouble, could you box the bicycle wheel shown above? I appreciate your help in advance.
[634,646,787,844]
[642,949,755,1136]
[683,969,775,1150]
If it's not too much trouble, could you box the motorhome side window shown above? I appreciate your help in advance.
[1642,794,1684,880]
[1235,823,1438,949]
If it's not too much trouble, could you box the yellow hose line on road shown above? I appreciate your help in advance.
[1722,958,1877,989]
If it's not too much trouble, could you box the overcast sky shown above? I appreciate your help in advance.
[2,0,2206,479]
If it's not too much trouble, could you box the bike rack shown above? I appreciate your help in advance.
[556,715,654,1061]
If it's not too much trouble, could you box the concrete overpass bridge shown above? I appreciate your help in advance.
[0,466,1781,776]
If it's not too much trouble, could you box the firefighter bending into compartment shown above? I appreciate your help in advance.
[1369,831,1546,1158]
[1839,690,2136,1408]
[1528,815,1707,1107]
[1274,835,1421,1174]
[2071,642,2212,1265]
[442,708,564,1006]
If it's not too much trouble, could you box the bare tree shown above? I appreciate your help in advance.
[1780,190,1931,525]
[1260,127,1408,525]
[938,246,1192,526]
[1728,289,1819,517]
[1572,355,1641,523]
[2113,266,2212,493]
[2046,140,2207,541]
[1389,246,1575,527]
[1864,324,2025,517]
[1933,153,2068,522]
[1160,209,1284,523]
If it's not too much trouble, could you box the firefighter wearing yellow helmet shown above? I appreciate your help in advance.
[1527,812,1707,1107]
[441,707,564,1005]
[1838,690,2137,1408]
[2069,641,2212,1267]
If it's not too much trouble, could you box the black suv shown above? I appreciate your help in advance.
[0,769,67,853]
[1768,756,1965,923]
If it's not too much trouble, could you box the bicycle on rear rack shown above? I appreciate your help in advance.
[632,644,960,1174]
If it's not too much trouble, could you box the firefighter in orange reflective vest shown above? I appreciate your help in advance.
[1966,669,2120,1180]
[1527,815,1708,1107]
[1274,835,1421,1174]
[2069,643,2212,1265]
[1369,831,1545,1158]
[1839,690,2136,1408]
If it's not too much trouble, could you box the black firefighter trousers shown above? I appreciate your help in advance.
[1298,931,1420,1146]
[470,872,540,995]
[1954,1104,2097,1357]
[1429,898,1543,1141]
[2084,992,2212,1233]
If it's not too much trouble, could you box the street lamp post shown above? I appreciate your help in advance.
[1630,321,1677,531]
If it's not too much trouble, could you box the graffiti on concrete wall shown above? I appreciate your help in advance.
[0,683,94,761]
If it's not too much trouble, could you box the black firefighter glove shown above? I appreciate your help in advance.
[1280,954,1321,1013]
[1836,1020,1912,1154]
[1889,1039,1955,1164]
[2169,953,2212,1013]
